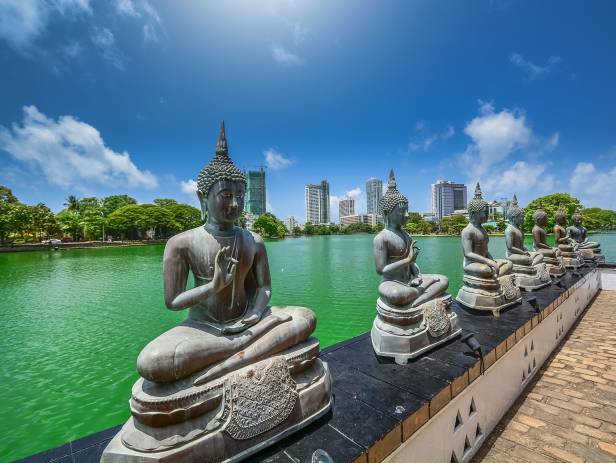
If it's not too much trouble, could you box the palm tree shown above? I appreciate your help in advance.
[64,195,79,211]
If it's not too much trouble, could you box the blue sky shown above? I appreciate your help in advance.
[1,0,616,222]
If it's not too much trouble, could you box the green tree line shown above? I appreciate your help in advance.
[0,185,201,244]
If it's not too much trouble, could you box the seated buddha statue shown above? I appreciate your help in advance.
[553,206,583,269]
[102,122,332,463]
[504,195,551,290]
[531,204,566,277]
[567,210,605,263]
[456,183,521,316]
[371,170,460,363]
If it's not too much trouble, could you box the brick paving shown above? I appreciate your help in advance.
[472,291,616,463]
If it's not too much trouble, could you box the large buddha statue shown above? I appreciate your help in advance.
[531,204,566,277]
[553,206,583,269]
[371,170,460,364]
[504,195,551,290]
[567,210,605,263]
[102,122,332,463]
[456,183,521,316]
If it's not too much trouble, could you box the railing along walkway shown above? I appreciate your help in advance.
[472,291,616,463]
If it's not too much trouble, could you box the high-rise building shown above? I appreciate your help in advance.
[366,178,383,214]
[245,168,266,215]
[305,180,330,224]
[284,216,298,232]
[339,197,355,220]
[432,180,467,220]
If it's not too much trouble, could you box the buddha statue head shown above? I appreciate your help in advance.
[507,194,525,228]
[572,209,583,226]
[379,169,408,228]
[533,203,548,228]
[554,205,568,226]
[467,182,488,225]
[196,121,247,225]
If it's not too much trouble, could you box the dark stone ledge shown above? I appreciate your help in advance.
[17,266,597,463]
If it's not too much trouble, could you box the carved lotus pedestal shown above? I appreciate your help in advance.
[558,248,584,269]
[510,262,551,291]
[371,295,461,365]
[456,274,522,317]
[579,248,605,264]
[101,338,332,463]
[535,248,566,277]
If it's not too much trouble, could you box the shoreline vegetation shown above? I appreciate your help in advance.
[2,186,616,251]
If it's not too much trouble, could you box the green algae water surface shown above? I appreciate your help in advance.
[1,233,615,461]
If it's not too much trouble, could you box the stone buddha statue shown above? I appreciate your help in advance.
[553,206,583,269]
[371,170,461,363]
[567,210,605,263]
[102,122,332,463]
[504,195,551,290]
[531,204,566,277]
[456,183,521,316]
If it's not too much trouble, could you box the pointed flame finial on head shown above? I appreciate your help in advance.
[215,119,228,157]
[508,193,524,220]
[474,182,483,200]
[388,169,396,188]
[512,194,518,205]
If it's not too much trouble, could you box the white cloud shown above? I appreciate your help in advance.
[264,148,293,170]
[569,162,616,208]
[510,52,562,80]
[292,23,308,45]
[180,179,197,195]
[409,122,455,151]
[115,0,164,44]
[461,101,532,177]
[480,161,555,200]
[0,105,157,191]
[271,45,304,66]
[0,0,91,53]
[90,27,125,69]
[346,187,361,199]
[61,40,82,58]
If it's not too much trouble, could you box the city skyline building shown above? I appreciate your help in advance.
[339,197,355,220]
[366,178,383,215]
[305,180,330,224]
[245,168,266,216]
[431,180,467,220]
[284,216,298,232]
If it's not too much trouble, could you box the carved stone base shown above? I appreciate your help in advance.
[371,295,461,364]
[456,274,522,317]
[101,340,332,463]
[510,262,551,291]
[559,251,584,269]
[579,248,605,264]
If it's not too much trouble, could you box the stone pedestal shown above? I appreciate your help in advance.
[371,295,461,365]
[101,338,332,463]
[510,262,551,291]
[456,273,522,317]
[535,249,566,277]
[579,248,605,264]
[558,247,584,269]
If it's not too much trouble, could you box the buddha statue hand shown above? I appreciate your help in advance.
[410,277,423,287]
[212,246,238,292]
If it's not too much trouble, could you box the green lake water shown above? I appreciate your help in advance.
[1,232,615,461]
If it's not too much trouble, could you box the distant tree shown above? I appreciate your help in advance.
[56,210,82,240]
[30,203,57,241]
[581,207,616,231]
[373,223,384,233]
[524,193,582,232]
[166,203,202,232]
[153,198,179,208]
[292,225,303,236]
[252,213,287,239]
[343,223,373,234]
[439,215,467,235]
[0,185,18,204]
[484,224,496,233]
[328,224,340,234]
[64,195,79,211]
[304,222,316,235]
[407,212,424,224]
[77,197,100,215]
[101,195,137,216]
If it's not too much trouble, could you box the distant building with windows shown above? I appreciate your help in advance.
[339,197,355,221]
[340,214,374,227]
[284,216,298,233]
[366,178,383,215]
[432,180,467,220]
[305,180,330,224]
[245,168,266,215]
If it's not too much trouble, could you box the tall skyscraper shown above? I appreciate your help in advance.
[305,180,330,224]
[431,180,467,220]
[366,178,383,214]
[339,197,355,219]
[245,168,266,215]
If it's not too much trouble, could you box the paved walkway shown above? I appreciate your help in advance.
[472,290,616,463]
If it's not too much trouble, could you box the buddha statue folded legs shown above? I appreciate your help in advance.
[503,195,551,290]
[371,170,461,364]
[102,122,332,463]
[456,184,522,316]
[531,205,566,277]
[553,207,583,269]
[567,211,605,263]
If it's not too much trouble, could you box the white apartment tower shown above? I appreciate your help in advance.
[339,197,355,220]
[432,180,467,220]
[305,180,330,224]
